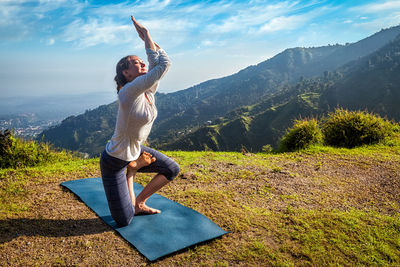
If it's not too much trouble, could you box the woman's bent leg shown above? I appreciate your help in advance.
[134,146,180,214]
[100,150,134,227]
[126,169,136,207]
[138,146,180,181]
[135,173,170,214]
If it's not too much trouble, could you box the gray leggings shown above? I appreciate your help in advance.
[100,146,180,227]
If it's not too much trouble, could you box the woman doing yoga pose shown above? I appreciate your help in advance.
[100,16,180,227]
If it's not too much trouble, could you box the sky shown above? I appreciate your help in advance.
[0,0,399,103]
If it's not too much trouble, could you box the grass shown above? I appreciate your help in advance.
[0,158,99,214]
[1,143,399,266]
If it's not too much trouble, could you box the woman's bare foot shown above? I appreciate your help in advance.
[128,152,156,171]
[135,202,160,215]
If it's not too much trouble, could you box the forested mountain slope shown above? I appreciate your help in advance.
[160,33,400,152]
[320,34,400,118]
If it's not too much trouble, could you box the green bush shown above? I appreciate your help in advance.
[0,129,62,168]
[279,118,322,152]
[261,144,273,153]
[321,109,393,148]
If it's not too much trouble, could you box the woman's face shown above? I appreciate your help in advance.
[122,56,147,82]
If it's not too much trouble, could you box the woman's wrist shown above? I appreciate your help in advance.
[144,35,157,51]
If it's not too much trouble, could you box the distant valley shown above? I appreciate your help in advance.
[0,92,116,138]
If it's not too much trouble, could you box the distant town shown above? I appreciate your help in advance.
[0,113,60,139]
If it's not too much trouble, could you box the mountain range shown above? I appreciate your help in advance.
[37,25,400,155]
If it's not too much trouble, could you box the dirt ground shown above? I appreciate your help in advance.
[1,151,399,266]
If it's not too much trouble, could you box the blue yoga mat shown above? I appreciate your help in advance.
[61,178,228,261]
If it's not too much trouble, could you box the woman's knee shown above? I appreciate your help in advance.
[114,212,134,227]
[164,161,180,181]
[105,196,135,227]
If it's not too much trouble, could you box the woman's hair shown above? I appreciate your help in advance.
[114,55,136,93]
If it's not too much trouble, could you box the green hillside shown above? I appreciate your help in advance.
[1,136,399,265]
[320,34,400,118]
[37,26,400,156]
[37,102,118,157]
[152,25,400,145]
[160,34,400,152]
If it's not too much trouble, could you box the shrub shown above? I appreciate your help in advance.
[0,129,59,168]
[321,109,393,148]
[261,144,273,153]
[279,118,322,152]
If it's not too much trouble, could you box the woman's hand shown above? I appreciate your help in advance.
[131,15,147,41]
[131,15,158,51]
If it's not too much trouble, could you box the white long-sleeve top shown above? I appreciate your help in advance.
[105,48,171,161]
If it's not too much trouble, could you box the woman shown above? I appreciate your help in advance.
[100,15,180,227]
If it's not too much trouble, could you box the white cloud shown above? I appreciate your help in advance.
[60,13,197,49]
[197,39,226,49]
[132,0,172,11]
[201,40,213,47]
[356,0,400,13]
[34,0,87,16]
[206,1,332,36]
[58,0,199,48]
[46,38,55,45]
[208,1,298,33]
[62,18,138,48]
[354,12,400,31]
[140,17,197,33]
[0,0,87,42]
[349,1,400,30]
[0,0,329,48]
[259,15,308,33]
[344,20,353,24]
[349,0,400,30]
[89,0,174,17]
[0,1,23,26]
[0,1,31,40]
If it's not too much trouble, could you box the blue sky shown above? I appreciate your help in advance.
[0,0,399,102]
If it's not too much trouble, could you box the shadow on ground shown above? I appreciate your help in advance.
[0,218,109,244]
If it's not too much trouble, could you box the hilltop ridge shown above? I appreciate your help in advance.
[160,32,400,151]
